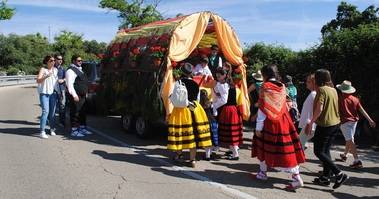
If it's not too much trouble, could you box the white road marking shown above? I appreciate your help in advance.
[87,126,258,199]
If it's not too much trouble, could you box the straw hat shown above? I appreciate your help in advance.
[252,70,263,81]
[337,80,356,94]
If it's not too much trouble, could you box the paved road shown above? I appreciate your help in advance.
[0,85,378,199]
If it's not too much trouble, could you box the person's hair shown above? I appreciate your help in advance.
[261,64,280,81]
[200,57,209,64]
[307,73,315,81]
[43,55,54,65]
[54,54,62,59]
[224,62,231,68]
[71,54,81,63]
[199,89,210,108]
[315,69,334,87]
[215,67,227,76]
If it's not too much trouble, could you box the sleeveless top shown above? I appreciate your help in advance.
[68,66,89,96]
[38,67,59,95]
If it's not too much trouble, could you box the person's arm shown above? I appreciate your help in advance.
[305,90,324,135]
[36,68,50,84]
[213,84,228,110]
[65,69,79,101]
[359,105,376,128]
[248,84,256,93]
[255,109,267,137]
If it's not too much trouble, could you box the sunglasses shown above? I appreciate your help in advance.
[76,60,83,62]
[48,59,55,62]
[56,58,63,60]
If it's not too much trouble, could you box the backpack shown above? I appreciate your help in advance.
[170,80,189,108]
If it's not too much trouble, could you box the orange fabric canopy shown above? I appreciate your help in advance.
[161,12,250,120]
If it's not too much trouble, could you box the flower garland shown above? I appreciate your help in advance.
[150,46,166,59]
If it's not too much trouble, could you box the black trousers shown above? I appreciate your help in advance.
[313,124,341,177]
[67,93,87,128]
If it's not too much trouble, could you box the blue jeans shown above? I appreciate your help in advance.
[39,93,58,132]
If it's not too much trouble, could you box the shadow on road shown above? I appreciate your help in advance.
[0,120,39,125]
[0,127,40,138]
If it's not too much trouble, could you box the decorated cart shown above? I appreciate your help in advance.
[99,11,250,137]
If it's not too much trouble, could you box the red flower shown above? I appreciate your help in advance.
[233,68,242,74]
[112,51,120,57]
[132,48,140,55]
[171,61,177,68]
[120,43,128,50]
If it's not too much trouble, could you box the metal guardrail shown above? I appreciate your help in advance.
[0,75,37,87]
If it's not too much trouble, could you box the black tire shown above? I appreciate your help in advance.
[135,116,150,138]
[121,114,135,133]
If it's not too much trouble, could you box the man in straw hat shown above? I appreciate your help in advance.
[248,70,264,124]
[337,80,376,168]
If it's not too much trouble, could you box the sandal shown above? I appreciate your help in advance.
[254,171,268,181]
[172,153,184,161]
[286,174,303,191]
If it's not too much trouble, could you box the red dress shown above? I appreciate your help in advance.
[251,81,305,168]
[218,87,243,146]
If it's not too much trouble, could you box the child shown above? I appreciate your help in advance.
[200,89,219,160]
[337,80,376,168]
[252,64,305,190]
[167,63,212,168]
[217,68,243,160]
[192,57,213,78]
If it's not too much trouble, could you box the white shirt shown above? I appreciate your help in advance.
[192,64,213,77]
[298,91,317,130]
[256,109,266,131]
[38,68,59,94]
[65,64,83,98]
[212,82,229,115]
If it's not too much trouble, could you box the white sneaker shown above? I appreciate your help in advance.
[71,129,85,137]
[79,127,92,135]
[40,131,49,139]
[50,129,56,136]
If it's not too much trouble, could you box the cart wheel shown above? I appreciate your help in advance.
[121,114,134,133]
[135,116,150,138]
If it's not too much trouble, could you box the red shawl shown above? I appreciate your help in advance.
[258,81,287,121]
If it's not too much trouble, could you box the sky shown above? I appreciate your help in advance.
[1,0,378,51]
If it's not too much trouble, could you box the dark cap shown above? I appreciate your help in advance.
[211,44,219,50]
[284,75,293,83]
[181,63,193,76]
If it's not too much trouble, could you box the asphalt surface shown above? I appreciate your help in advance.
[0,85,378,199]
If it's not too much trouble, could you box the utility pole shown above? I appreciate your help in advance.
[48,25,51,43]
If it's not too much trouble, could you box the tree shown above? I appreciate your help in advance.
[244,42,296,73]
[53,31,86,64]
[0,0,14,20]
[321,1,379,36]
[0,33,51,74]
[83,40,107,55]
[99,0,163,29]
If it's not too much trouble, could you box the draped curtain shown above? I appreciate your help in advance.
[160,12,250,120]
